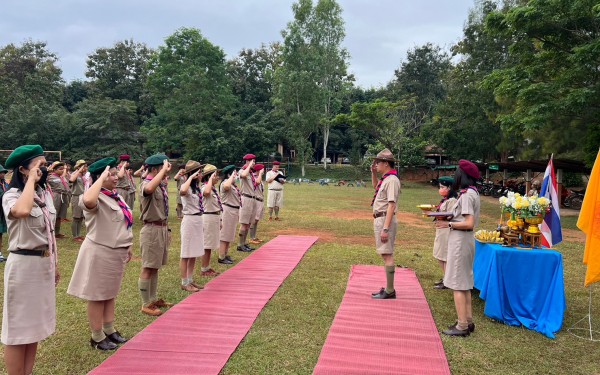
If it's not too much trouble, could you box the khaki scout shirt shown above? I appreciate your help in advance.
[48,174,70,194]
[181,189,202,215]
[239,167,255,197]
[372,174,400,215]
[139,179,168,222]
[266,170,284,190]
[255,180,264,200]
[71,176,85,196]
[81,194,133,248]
[201,184,221,213]
[220,182,241,207]
[2,188,56,251]
[450,189,480,228]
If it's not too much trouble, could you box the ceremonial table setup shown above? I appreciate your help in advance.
[419,191,566,338]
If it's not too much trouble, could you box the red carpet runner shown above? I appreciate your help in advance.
[89,235,318,375]
[313,265,450,375]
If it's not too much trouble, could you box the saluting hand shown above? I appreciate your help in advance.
[211,172,219,183]
[99,166,111,181]
[370,162,377,174]
[249,159,255,168]
[162,159,172,173]
[29,160,43,183]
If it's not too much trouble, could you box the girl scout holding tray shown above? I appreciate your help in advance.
[1,145,59,375]
[67,158,133,350]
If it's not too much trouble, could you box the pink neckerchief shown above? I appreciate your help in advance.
[101,188,133,229]
[232,183,242,207]
[33,190,57,273]
[52,172,69,190]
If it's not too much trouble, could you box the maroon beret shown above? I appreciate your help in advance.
[273,161,280,165]
[459,159,480,179]
[119,154,131,161]
[253,163,264,171]
[243,153,256,161]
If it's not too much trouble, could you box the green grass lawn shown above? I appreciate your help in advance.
[0,182,598,374]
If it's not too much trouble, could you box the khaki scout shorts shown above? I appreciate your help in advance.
[373,216,397,255]
[239,196,256,225]
[140,224,169,269]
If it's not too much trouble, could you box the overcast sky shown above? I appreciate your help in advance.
[1,0,475,88]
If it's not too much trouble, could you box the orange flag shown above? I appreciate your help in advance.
[578,150,600,287]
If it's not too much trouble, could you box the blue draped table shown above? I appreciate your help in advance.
[473,242,566,338]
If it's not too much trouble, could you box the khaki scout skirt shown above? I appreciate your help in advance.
[220,205,239,243]
[180,215,205,258]
[433,227,450,262]
[203,213,221,250]
[239,196,256,225]
[443,230,475,291]
[2,254,56,345]
[67,239,129,301]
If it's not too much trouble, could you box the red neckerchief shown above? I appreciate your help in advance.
[371,169,398,206]
[101,188,133,229]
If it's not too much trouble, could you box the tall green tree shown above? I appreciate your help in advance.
[484,0,600,165]
[0,40,66,150]
[144,28,236,162]
[274,0,351,174]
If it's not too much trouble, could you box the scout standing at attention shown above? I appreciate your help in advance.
[67,158,133,351]
[436,160,481,337]
[178,160,205,293]
[249,163,265,244]
[218,165,240,265]
[370,148,400,300]
[116,154,136,210]
[174,164,186,220]
[138,154,172,316]
[69,159,88,242]
[47,161,70,238]
[2,145,59,375]
[238,154,257,252]
[200,164,222,276]
[266,161,286,221]
[0,164,9,262]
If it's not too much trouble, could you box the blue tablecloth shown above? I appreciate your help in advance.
[473,242,566,338]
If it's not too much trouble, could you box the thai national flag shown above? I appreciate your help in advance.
[540,156,562,247]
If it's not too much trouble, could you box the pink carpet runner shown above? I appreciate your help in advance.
[89,235,318,375]
[313,265,450,375]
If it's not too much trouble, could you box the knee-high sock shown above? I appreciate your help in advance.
[274,207,280,217]
[138,278,151,306]
[250,223,258,239]
[72,218,83,237]
[149,273,158,302]
[385,265,395,293]
[238,230,247,246]
[268,208,273,218]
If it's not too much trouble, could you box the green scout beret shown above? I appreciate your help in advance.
[5,145,45,169]
[0,164,7,173]
[438,176,454,186]
[88,157,117,174]
[144,154,169,166]
[221,165,236,176]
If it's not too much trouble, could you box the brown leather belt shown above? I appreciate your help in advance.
[185,213,203,216]
[269,188,282,191]
[223,203,240,209]
[143,220,168,226]
[204,211,221,215]
[242,193,254,199]
[373,212,386,218]
[255,197,263,202]
[454,229,473,232]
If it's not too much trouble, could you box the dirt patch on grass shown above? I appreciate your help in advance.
[396,211,434,228]
[273,227,420,247]
[562,228,586,243]
[316,209,373,220]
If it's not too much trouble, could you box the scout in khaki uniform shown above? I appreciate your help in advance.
[138,154,172,316]
[370,148,400,300]
[200,164,222,276]
[432,178,457,290]
[0,164,9,262]
[219,165,240,265]
[249,163,265,244]
[178,160,205,293]
[69,159,88,242]
[266,161,286,220]
[1,145,59,375]
[174,164,186,219]
[436,160,481,337]
[67,158,133,350]
[116,154,137,210]
[238,154,257,252]
[47,161,70,238]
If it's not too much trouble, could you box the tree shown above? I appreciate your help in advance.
[483,0,600,165]
[0,40,66,150]
[274,0,351,174]
[144,28,236,161]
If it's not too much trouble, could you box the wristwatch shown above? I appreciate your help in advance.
[448,223,453,230]
[383,228,389,233]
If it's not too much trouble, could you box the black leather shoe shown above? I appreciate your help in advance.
[448,321,475,333]
[442,326,470,337]
[371,287,385,297]
[434,279,444,286]
[90,337,118,350]
[218,257,234,265]
[371,289,396,299]
[237,245,252,252]
[433,283,449,290]
[105,331,128,344]
[244,244,255,251]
